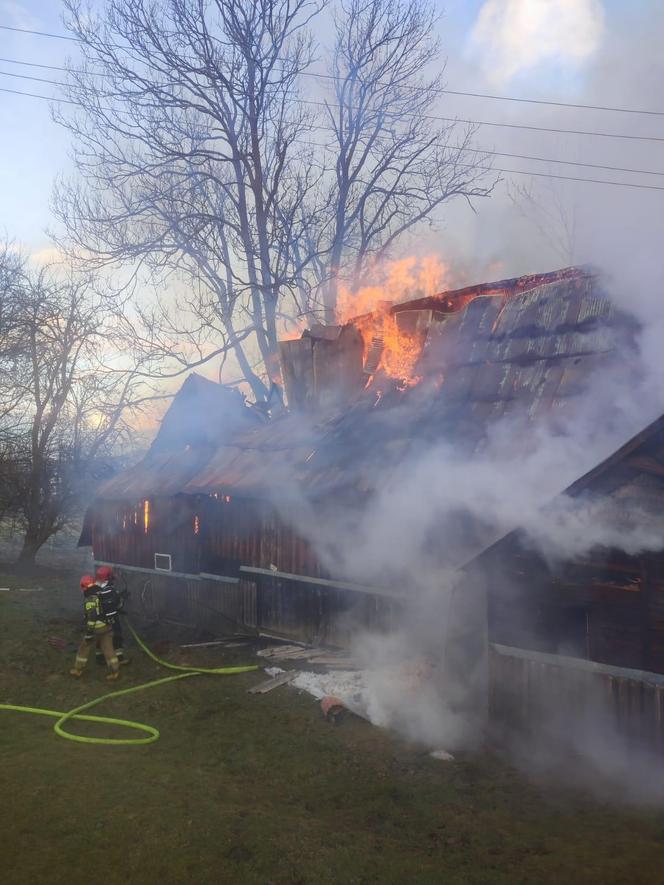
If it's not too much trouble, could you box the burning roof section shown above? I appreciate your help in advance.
[182,266,636,500]
[93,267,636,503]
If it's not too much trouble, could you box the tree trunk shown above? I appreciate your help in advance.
[16,531,43,568]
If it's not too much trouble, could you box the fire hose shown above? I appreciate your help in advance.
[0,622,258,746]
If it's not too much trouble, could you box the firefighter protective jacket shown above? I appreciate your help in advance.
[83,591,110,634]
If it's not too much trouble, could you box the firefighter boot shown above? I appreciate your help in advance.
[69,668,83,678]
[105,670,120,682]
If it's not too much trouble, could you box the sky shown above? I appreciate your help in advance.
[0,1,662,280]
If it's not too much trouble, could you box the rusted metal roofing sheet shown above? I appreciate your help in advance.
[95,446,214,500]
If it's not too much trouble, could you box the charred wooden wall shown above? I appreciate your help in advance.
[91,495,327,581]
[112,565,399,648]
[91,496,200,574]
[92,493,383,645]
[198,496,326,579]
[481,541,664,675]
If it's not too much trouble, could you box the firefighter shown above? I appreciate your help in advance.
[94,565,129,666]
[70,575,120,680]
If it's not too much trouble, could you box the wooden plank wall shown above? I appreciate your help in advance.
[486,545,664,676]
[92,497,200,574]
[112,566,400,648]
[489,644,664,754]
[256,575,402,646]
[117,568,254,635]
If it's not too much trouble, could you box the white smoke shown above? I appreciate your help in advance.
[268,4,664,789]
[270,263,664,781]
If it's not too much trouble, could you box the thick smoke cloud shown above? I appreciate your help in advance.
[267,6,664,793]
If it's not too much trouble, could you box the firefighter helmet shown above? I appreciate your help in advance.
[80,574,96,591]
[95,565,113,583]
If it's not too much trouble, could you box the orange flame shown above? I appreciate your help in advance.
[336,255,450,324]
[336,256,450,385]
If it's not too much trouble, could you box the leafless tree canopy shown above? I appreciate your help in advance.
[318,0,494,317]
[0,248,152,565]
[54,0,496,398]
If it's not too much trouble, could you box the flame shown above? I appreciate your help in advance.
[336,256,449,386]
[336,255,450,324]
[143,499,150,534]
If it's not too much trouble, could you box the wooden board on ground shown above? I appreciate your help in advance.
[307,656,358,669]
[257,645,318,660]
[248,671,299,694]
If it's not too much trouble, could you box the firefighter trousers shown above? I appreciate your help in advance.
[74,626,119,673]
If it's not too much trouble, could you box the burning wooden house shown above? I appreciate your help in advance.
[80,266,644,653]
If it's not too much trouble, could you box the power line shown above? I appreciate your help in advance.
[2,83,664,193]
[0,85,79,105]
[302,99,664,145]
[3,22,664,119]
[467,148,664,179]
[3,63,664,149]
[485,166,664,193]
[0,56,77,72]
[0,23,78,41]
[5,67,664,177]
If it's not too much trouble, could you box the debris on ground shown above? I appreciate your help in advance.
[292,670,367,719]
[257,644,357,668]
[257,644,318,661]
[430,749,455,762]
[180,638,251,649]
[320,696,347,724]
[47,636,67,651]
[248,671,299,694]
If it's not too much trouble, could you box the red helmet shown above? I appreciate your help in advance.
[95,565,113,582]
[80,574,96,591]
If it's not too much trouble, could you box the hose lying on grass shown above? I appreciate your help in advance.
[0,622,258,746]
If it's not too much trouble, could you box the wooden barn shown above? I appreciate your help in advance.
[474,412,664,674]
[79,265,640,653]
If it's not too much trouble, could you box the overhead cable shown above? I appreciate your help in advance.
[2,22,664,118]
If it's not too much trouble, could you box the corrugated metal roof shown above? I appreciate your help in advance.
[99,267,637,501]
[95,446,214,500]
[96,373,262,500]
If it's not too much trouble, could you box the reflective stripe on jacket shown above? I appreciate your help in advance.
[83,593,108,632]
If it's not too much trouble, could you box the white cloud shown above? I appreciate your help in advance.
[468,0,605,85]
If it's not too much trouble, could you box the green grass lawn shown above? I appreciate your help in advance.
[1,567,664,885]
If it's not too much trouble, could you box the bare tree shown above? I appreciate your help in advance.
[0,255,152,566]
[316,0,496,319]
[54,0,326,401]
[53,0,495,389]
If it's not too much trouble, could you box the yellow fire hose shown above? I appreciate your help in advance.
[0,622,258,746]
